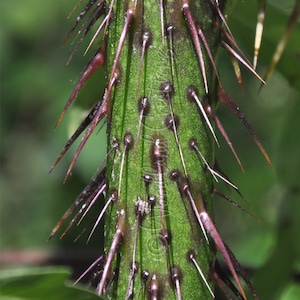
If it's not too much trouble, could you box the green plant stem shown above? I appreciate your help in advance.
[105,1,224,298]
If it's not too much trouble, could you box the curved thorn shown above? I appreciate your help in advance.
[55,48,105,128]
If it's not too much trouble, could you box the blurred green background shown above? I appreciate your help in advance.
[1,0,299,299]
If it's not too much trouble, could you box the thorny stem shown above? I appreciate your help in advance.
[50,0,296,298]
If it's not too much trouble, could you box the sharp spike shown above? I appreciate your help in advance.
[63,96,108,182]
[182,0,209,93]
[199,211,247,300]
[55,48,105,128]
[78,182,107,226]
[59,181,107,240]
[224,243,259,300]
[213,188,259,220]
[106,5,135,99]
[222,41,265,84]
[125,261,139,300]
[166,25,176,78]
[64,0,100,45]
[136,31,152,98]
[126,198,149,299]
[83,9,111,56]
[253,1,266,69]
[205,103,244,172]
[172,172,209,243]
[170,267,183,300]
[230,56,244,90]
[50,101,103,173]
[48,169,106,240]
[187,86,219,147]
[210,0,236,45]
[186,250,215,298]
[218,88,272,167]
[261,1,300,85]
[212,260,240,300]
[97,210,125,296]
[118,132,134,197]
[134,97,150,160]
[74,254,104,285]
[66,3,106,64]
[67,0,85,20]
[197,26,222,88]
[189,138,238,189]
[160,80,188,176]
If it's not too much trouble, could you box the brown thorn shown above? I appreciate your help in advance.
[55,48,105,129]
[224,243,259,300]
[106,5,135,101]
[222,41,265,84]
[200,212,247,300]
[213,188,259,221]
[205,103,244,172]
[97,210,125,296]
[67,0,85,20]
[197,26,222,88]
[50,101,104,173]
[87,189,117,243]
[64,0,101,45]
[66,3,105,64]
[179,177,209,243]
[59,182,107,240]
[214,21,252,69]
[163,82,188,176]
[182,0,209,93]
[83,7,111,56]
[212,260,240,300]
[218,88,272,168]
[78,181,107,224]
[74,254,104,285]
[210,0,236,45]
[48,169,106,240]
[63,94,108,182]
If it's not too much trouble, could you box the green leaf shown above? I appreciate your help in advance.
[0,267,104,300]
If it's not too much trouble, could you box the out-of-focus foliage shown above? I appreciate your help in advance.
[0,0,299,299]
[0,267,102,299]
